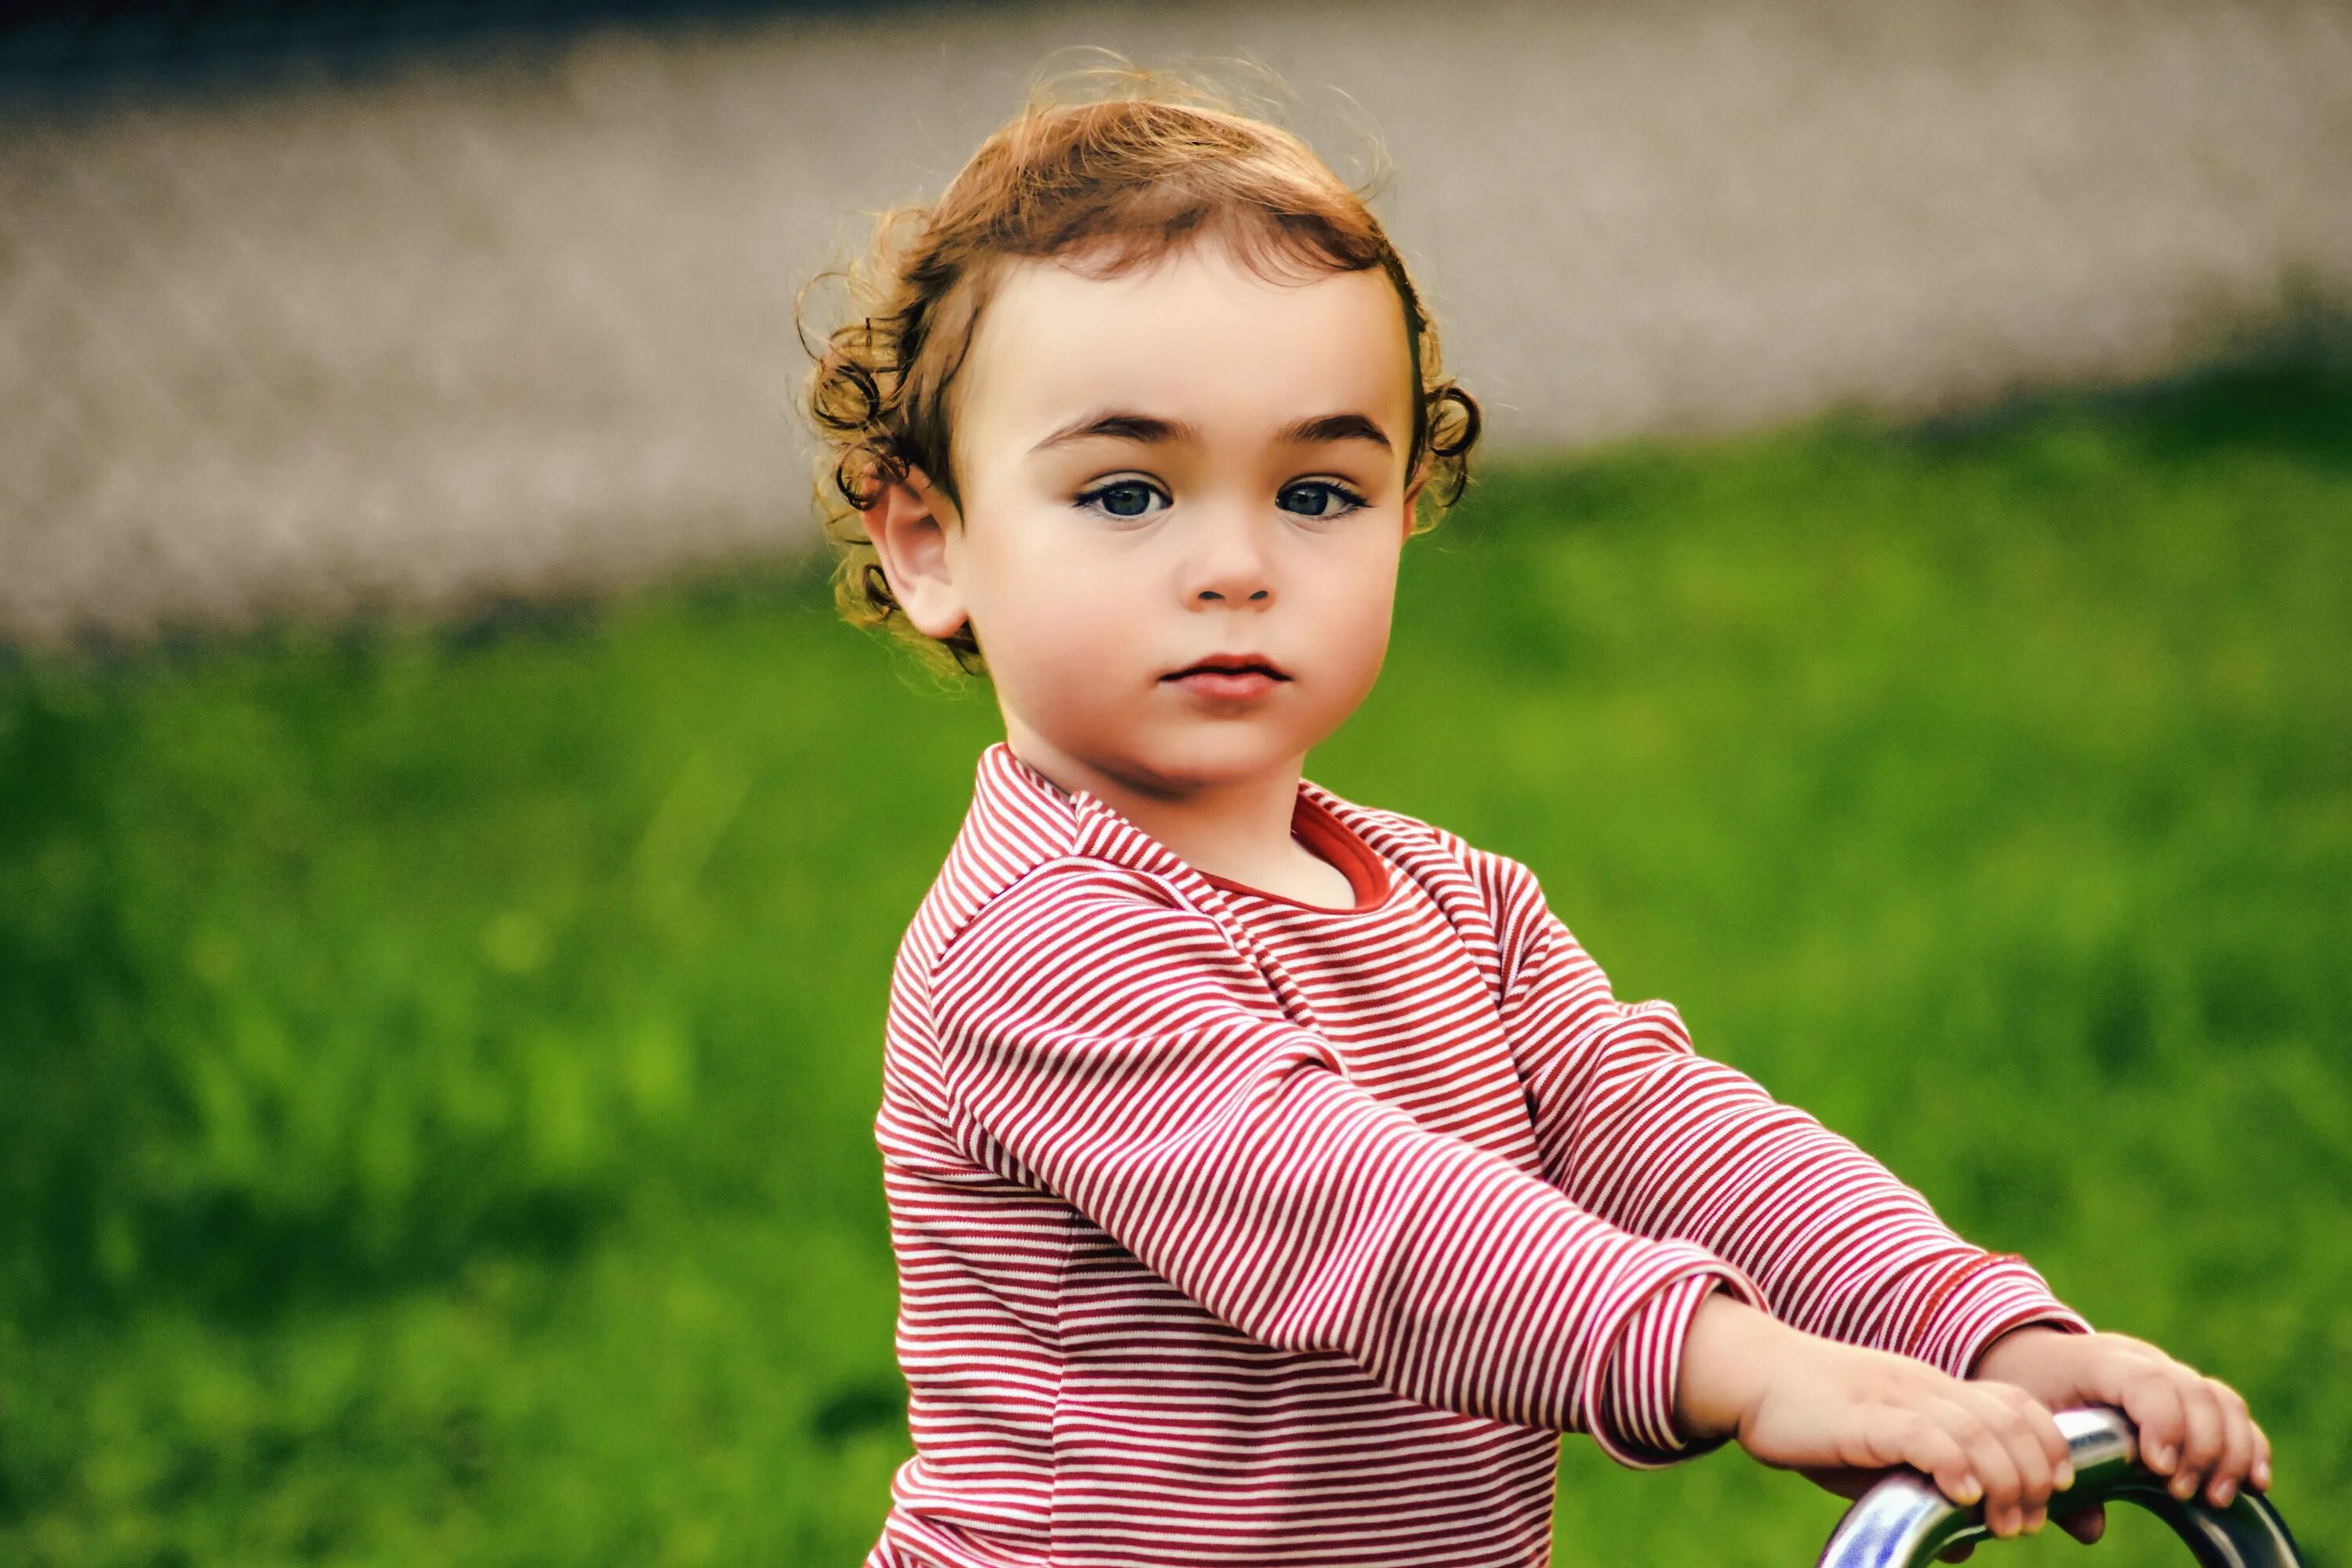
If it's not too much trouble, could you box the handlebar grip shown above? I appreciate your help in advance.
[1813,1405,2303,1568]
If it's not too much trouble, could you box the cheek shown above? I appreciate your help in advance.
[975,536,1140,684]
[1319,544,1402,651]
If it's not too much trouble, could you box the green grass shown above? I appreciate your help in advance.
[3,358,2348,1566]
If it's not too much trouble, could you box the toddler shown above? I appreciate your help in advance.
[797,60,2270,1568]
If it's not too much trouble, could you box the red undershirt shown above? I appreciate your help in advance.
[1196,787,1392,913]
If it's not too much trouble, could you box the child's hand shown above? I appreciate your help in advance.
[1675,1294,2073,1554]
[1965,1323,2273,1552]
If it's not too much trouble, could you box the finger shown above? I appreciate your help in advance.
[1955,1385,2055,1533]
[1980,1380,2074,1477]
[1936,1398,2026,1538]
[2204,1381,2255,1508]
[1984,1381,2073,1501]
[2060,1502,2107,1545]
[1877,1408,1982,1515]
[2252,1418,2273,1491]
[2169,1375,2227,1504]
[2122,1366,2189,1477]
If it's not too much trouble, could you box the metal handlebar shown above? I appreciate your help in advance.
[1816,1405,2303,1568]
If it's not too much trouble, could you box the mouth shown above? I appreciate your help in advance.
[1163,655,1291,699]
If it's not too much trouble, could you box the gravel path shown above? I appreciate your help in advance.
[4,0,2348,645]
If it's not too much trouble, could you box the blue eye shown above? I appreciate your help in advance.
[1075,480,1167,521]
[1073,478,1370,522]
[1280,481,1370,518]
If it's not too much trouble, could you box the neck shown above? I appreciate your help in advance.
[1002,727,1305,887]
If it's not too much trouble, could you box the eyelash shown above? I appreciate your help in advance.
[1073,478,1371,523]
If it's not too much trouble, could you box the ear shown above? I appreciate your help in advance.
[1399,460,1430,537]
[862,462,971,641]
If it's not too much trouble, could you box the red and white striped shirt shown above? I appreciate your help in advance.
[866,742,2089,1568]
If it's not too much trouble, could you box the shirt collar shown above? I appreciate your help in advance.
[922,740,1501,1024]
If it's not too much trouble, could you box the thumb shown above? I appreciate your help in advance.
[2060,1502,2107,1544]
[1796,1464,1882,1501]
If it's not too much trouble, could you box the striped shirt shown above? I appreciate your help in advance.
[865,742,2090,1568]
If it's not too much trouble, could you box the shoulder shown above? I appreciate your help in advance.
[934,856,1194,983]
[927,857,1269,1038]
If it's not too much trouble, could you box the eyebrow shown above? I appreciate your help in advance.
[1027,408,1394,456]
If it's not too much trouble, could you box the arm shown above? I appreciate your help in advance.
[1471,851,2092,1441]
[925,862,1769,1468]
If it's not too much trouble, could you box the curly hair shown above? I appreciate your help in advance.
[793,52,1483,681]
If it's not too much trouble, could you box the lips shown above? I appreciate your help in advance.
[1164,655,1290,681]
[1164,655,1290,702]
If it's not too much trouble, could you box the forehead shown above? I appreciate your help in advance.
[955,239,1413,448]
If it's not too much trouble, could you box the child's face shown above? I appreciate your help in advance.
[873,234,1425,797]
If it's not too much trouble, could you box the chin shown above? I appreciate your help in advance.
[1156,726,1308,777]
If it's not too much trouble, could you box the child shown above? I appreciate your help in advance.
[797,60,2270,1568]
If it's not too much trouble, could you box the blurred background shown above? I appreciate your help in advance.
[2,2,2348,1563]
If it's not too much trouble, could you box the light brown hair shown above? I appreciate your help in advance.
[794,54,1483,679]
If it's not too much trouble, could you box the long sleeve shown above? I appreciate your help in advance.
[922,863,1769,1468]
[1475,848,2093,1457]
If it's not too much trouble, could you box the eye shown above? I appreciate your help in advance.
[1074,479,1167,522]
[1279,480,1370,519]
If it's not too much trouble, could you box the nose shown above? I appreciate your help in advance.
[1187,503,1274,606]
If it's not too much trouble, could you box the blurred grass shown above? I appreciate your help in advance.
[2,358,2348,1566]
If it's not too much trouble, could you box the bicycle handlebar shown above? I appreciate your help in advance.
[1814,1405,2303,1568]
